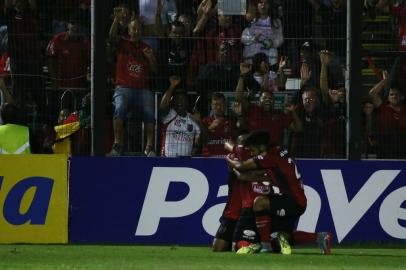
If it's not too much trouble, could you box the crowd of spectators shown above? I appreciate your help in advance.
[0,0,404,159]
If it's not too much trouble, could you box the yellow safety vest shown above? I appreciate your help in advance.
[0,124,31,154]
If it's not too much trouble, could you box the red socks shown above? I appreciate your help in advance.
[293,230,318,244]
[254,211,271,242]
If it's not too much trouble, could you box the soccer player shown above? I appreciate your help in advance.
[227,130,332,255]
[212,133,252,252]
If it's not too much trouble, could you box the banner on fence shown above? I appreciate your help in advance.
[0,155,68,243]
[69,157,406,244]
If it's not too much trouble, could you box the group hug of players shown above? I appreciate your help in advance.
[212,130,332,255]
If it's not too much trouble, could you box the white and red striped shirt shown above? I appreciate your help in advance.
[160,109,200,157]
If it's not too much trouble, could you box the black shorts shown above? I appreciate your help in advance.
[269,194,306,234]
[215,217,237,242]
[233,208,260,243]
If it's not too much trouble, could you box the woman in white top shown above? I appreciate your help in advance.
[241,0,284,66]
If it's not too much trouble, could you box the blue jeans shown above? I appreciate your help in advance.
[112,86,155,123]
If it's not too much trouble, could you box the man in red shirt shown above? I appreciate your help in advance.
[109,11,158,156]
[46,16,90,90]
[369,70,406,158]
[202,93,236,157]
[227,130,332,255]
[235,63,302,146]
[5,0,45,121]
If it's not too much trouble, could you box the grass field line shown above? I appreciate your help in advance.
[0,245,405,270]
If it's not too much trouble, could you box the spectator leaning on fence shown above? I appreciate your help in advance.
[109,13,158,156]
[0,103,31,154]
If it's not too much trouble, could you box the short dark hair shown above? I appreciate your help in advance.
[0,103,20,124]
[242,130,270,147]
[211,92,225,103]
[252,52,268,72]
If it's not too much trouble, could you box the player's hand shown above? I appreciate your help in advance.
[226,156,240,169]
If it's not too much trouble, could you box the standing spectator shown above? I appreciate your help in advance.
[369,70,406,159]
[191,14,242,94]
[0,103,30,154]
[139,0,177,51]
[290,42,321,89]
[242,52,287,95]
[241,0,284,66]
[159,20,190,87]
[159,76,201,157]
[109,15,158,156]
[289,87,323,158]
[236,62,302,146]
[5,0,45,122]
[201,92,236,157]
[319,50,346,158]
[46,15,90,105]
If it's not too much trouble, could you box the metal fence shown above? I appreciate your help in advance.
[0,0,405,159]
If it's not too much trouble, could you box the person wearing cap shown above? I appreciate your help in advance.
[0,103,31,154]
[159,76,201,157]
[290,41,322,91]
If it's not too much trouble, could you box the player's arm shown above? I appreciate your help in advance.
[224,141,236,153]
[226,156,258,171]
[233,168,269,182]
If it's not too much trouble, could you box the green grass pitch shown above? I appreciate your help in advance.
[1,245,405,270]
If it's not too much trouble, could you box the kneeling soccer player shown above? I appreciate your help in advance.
[228,130,332,255]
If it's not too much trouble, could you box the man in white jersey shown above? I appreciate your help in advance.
[159,76,201,157]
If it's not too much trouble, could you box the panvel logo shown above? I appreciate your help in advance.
[0,176,54,225]
[135,168,406,243]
